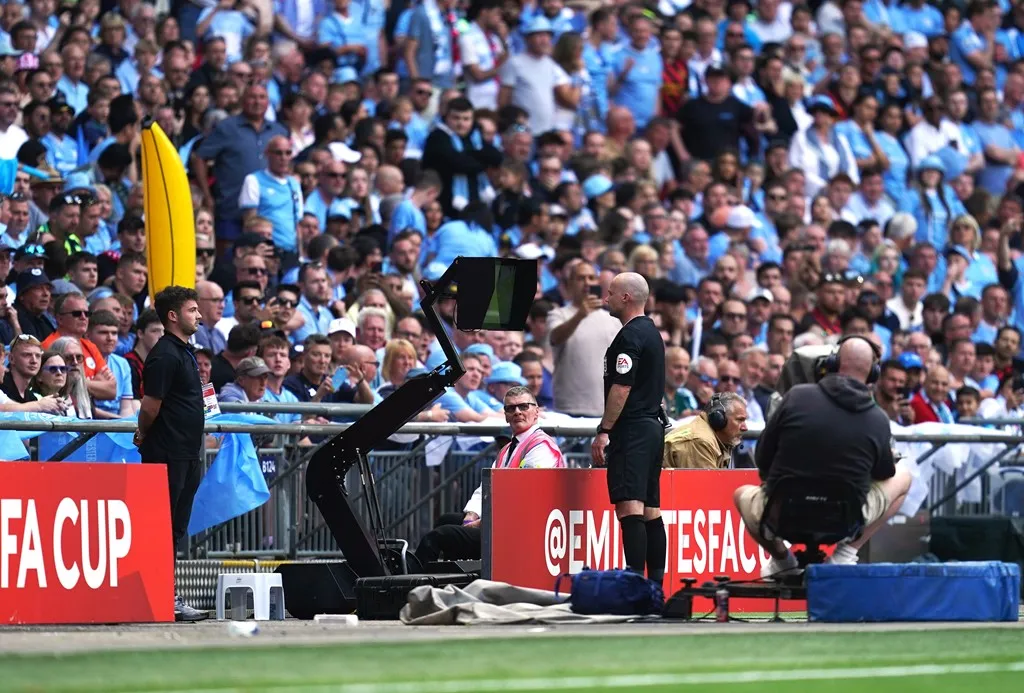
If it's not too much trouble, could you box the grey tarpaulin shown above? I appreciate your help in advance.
[399,579,657,625]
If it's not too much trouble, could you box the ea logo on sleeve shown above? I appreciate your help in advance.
[615,354,632,374]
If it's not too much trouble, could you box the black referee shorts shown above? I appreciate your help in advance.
[606,417,664,507]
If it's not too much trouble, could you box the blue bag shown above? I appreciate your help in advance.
[555,568,664,616]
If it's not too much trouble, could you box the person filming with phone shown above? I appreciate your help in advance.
[547,261,620,417]
[873,359,915,426]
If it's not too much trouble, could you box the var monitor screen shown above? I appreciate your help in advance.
[455,257,537,331]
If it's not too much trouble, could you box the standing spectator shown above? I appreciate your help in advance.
[238,135,304,259]
[548,261,620,416]
[678,66,767,164]
[404,0,457,91]
[124,309,164,398]
[422,97,501,215]
[610,14,662,131]
[499,17,569,136]
[459,0,508,110]
[294,262,335,342]
[0,82,27,158]
[211,323,262,392]
[195,84,288,249]
[788,96,859,197]
[133,286,207,622]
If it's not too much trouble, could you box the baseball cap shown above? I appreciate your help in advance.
[328,141,362,164]
[235,356,271,377]
[48,94,74,116]
[582,174,614,199]
[486,361,527,386]
[15,53,38,72]
[705,64,729,80]
[726,205,756,229]
[746,287,773,303]
[515,243,554,261]
[328,317,356,339]
[14,244,46,261]
[898,352,924,371]
[17,267,51,291]
[523,16,555,35]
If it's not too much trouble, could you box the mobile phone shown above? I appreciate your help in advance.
[371,261,383,273]
[898,387,911,400]
[589,285,603,298]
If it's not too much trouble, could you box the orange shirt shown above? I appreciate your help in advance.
[40,333,108,378]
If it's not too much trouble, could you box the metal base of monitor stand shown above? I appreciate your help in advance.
[306,262,466,579]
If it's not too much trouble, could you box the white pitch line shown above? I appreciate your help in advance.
[152,660,1024,693]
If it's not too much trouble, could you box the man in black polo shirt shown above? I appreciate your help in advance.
[133,286,208,622]
[592,272,667,585]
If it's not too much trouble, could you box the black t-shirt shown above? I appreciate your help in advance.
[210,353,237,393]
[1,372,34,404]
[603,315,665,423]
[139,333,205,461]
[678,95,755,162]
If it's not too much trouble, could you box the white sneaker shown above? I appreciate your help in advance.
[761,551,800,579]
[826,542,859,566]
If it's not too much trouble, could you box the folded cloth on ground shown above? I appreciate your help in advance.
[400,579,659,625]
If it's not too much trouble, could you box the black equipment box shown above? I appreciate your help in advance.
[355,573,478,620]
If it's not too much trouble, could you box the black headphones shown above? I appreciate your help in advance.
[822,335,882,384]
[706,393,728,431]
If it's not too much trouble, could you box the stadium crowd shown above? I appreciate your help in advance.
[2,0,1024,447]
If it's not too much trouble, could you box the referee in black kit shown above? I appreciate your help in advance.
[133,286,208,622]
[592,272,667,584]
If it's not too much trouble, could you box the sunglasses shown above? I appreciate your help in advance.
[6,192,26,202]
[503,402,537,413]
[43,365,67,374]
[245,267,268,276]
[196,248,216,258]
[723,312,746,321]
[719,375,741,384]
[239,296,263,305]
[276,298,297,308]
[61,309,90,318]
[63,353,84,364]
[698,374,718,386]
[9,334,39,348]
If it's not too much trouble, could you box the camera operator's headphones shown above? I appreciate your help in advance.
[821,335,882,385]
[706,393,728,431]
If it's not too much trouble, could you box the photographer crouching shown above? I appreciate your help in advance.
[734,337,913,577]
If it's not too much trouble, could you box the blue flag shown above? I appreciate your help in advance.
[187,413,272,536]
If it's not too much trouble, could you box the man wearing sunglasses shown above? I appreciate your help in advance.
[41,292,117,401]
[414,385,565,564]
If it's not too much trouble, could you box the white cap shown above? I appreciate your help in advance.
[747,287,773,303]
[726,205,756,229]
[329,141,362,164]
[515,243,554,261]
[328,317,356,339]
[904,31,927,50]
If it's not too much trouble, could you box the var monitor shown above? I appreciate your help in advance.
[453,257,537,332]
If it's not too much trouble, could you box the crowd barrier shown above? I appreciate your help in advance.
[0,408,1022,560]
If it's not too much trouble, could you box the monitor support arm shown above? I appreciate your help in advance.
[305,260,466,578]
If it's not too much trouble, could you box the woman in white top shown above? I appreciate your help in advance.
[788,94,859,197]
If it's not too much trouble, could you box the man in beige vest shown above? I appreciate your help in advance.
[663,392,748,469]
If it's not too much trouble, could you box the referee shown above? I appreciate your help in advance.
[132,285,208,622]
[592,272,667,584]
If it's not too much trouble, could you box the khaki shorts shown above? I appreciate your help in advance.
[735,482,889,538]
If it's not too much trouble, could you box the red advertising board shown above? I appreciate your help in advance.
[0,462,174,624]
[486,468,803,611]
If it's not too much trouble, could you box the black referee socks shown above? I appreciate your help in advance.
[645,517,666,584]
[619,515,647,575]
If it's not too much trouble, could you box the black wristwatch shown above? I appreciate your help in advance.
[596,424,613,435]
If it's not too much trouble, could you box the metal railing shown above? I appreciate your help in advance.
[3,410,1024,557]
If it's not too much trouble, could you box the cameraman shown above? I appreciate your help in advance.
[734,337,912,576]
[874,360,915,425]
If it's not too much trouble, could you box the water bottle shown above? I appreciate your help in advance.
[715,587,730,623]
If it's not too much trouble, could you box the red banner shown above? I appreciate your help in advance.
[486,469,803,611]
[0,462,174,624]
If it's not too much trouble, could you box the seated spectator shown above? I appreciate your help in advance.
[219,357,272,404]
[909,365,955,424]
[0,337,65,413]
[42,291,117,401]
[664,392,749,469]
[211,323,263,392]
[86,309,136,418]
[414,385,565,563]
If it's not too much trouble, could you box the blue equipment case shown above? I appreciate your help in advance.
[807,561,1021,622]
